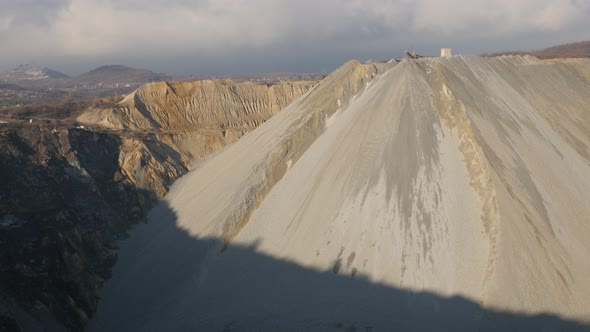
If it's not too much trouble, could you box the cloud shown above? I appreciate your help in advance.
[532,2,579,31]
[0,0,589,74]
[0,16,13,31]
[0,0,71,26]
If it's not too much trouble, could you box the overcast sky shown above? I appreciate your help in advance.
[1,0,589,75]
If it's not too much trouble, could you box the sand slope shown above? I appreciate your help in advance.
[89,57,590,331]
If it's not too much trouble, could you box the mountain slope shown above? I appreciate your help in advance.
[78,79,315,131]
[0,64,69,81]
[90,56,590,331]
[535,40,590,58]
[489,40,590,59]
[74,65,169,85]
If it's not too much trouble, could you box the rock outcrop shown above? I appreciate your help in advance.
[0,125,188,331]
[77,80,314,131]
[78,79,315,162]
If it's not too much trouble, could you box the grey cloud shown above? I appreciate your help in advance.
[0,0,71,26]
[0,0,589,75]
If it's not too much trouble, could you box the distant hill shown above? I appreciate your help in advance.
[0,64,69,81]
[41,67,70,79]
[74,65,170,85]
[533,41,590,59]
[0,64,172,97]
[487,40,590,59]
[0,83,26,91]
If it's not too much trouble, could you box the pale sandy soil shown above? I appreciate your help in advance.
[88,56,590,331]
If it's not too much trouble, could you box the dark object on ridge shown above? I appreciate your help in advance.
[405,50,424,59]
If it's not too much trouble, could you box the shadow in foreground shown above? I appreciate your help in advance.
[88,200,590,332]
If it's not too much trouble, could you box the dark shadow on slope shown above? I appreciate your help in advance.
[0,125,177,331]
[89,200,590,332]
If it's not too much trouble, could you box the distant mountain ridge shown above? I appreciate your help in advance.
[487,40,590,59]
[534,40,590,58]
[0,64,69,81]
[74,65,170,85]
[0,64,171,95]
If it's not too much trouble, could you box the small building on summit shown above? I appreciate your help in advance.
[441,48,452,57]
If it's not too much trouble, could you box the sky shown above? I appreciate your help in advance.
[1,0,589,75]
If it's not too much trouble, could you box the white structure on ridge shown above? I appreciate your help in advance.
[441,48,452,57]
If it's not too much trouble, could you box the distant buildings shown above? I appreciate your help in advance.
[441,48,453,57]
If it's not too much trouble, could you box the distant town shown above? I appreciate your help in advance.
[0,64,325,110]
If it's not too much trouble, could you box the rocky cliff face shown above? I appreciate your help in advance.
[0,78,315,331]
[78,79,315,163]
[77,80,314,131]
[0,125,188,331]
